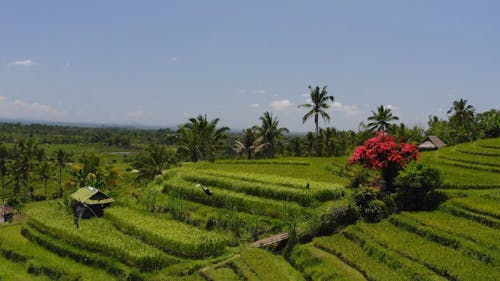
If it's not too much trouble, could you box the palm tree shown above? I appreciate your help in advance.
[55,149,71,197]
[233,128,267,160]
[37,160,54,200]
[177,115,230,162]
[298,85,334,156]
[254,112,289,158]
[447,98,476,143]
[133,144,176,182]
[447,98,475,125]
[0,144,8,203]
[367,105,399,132]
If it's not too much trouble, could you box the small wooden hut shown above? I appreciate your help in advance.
[418,136,447,151]
[71,186,114,219]
[0,204,14,223]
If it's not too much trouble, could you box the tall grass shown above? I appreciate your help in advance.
[106,206,228,258]
[26,203,173,271]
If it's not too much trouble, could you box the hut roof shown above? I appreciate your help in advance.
[427,136,447,148]
[71,186,114,205]
[418,140,438,151]
[418,136,447,151]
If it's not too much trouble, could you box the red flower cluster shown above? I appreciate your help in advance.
[349,132,419,171]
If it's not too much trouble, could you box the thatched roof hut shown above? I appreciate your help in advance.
[418,136,447,151]
[71,186,114,218]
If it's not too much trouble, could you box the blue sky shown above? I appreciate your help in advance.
[1,1,499,132]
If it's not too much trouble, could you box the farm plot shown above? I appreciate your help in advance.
[180,170,344,206]
[201,248,304,281]
[163,174,307,219]
[356,221,499,281]
[0,225,117,281]
[26,203,175,271]
[106,206,229,258]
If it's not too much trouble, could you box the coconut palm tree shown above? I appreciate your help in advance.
[177,115,229,162]
[233,128,267,160]
[55,149,71,197]
[447,98,477,143]
[298,85,334,156]
[447,98,475,125]
[0,144,8,203]
[133,144,176,182]
[254,112,289,158]
[37,160,54,200]
[367,105,399,132]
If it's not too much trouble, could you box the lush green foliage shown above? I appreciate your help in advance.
[393,163,444,210]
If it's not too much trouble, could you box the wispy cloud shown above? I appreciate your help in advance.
[8,59,38,67]
[331,102,362,115]
[0,96,66,119]
[270,99,293,111]
[250,103,260,108]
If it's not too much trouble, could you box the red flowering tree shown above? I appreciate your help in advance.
[349,132,419,192]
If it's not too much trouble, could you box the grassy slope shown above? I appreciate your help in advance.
[292,137,500,281]
[4,137,499,281]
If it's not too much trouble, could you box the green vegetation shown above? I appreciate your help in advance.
[26,203,173,271]
[0,225,117,281]
[106,206,228,258]
[0,118,499,281]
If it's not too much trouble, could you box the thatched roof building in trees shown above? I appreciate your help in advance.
[71,186,114,219]
[418,136,447,151]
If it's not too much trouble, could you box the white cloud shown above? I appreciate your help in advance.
[384,104,397,110]
[171,57,178,62]
[331,101,362,115]
[250,103,260,108]
[8,59,38,67]
[270,99,293,111]
[301,93,309,98]
[0,96,66,119]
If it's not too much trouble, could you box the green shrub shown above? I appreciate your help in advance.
[351,187,387,222]
[350,168,371,189]
[394,163,445,211]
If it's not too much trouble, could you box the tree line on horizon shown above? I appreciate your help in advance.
[0,86,498,206]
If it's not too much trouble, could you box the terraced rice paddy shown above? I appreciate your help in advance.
[1,137,498,280]
[292,137,500,281]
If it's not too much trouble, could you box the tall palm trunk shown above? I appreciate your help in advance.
[315,114,319,157]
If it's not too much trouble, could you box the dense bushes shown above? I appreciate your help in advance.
[350,187,388,223]
[393,163,446,211]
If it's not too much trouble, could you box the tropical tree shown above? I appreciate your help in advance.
[37,160,54,200]
[298,85,334,156]
[133,144,177,182]
[177,115,230,162]
[55,149,71,197]
[367,105,399,132]
[254,112,289,158]
[0,144,8,203]
[447,98,475,125]
[233,128,267,160]
[447,98,477,143]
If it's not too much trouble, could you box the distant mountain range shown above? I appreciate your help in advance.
[0,117,170,130]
